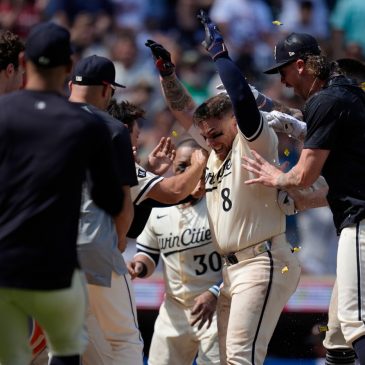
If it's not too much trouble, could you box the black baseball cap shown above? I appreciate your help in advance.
[72,55,125,88]
[25,22,73,68]
[264,32,321,74]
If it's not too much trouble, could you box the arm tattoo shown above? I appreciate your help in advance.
[161,75,194,111]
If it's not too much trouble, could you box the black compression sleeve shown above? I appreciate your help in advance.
[215,56,261,139]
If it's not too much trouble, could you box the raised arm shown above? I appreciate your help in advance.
[145,40,208,149]
[197,9,261,139]
[145,40,196,131]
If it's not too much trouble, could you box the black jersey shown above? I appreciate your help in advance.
[77,103,138,187]
[0,90,124,290]
[304,76,365,232]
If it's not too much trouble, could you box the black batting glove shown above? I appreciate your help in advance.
[145,39,175,77]
[197,9,228,61]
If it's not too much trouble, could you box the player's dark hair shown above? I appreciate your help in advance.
[107,99,145,133]
[193,93,233,126]
[0,30,24,71]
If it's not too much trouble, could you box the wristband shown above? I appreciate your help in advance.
[208,284,220,298]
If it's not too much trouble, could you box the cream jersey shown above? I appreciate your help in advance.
[130,163,163,205]
[136,197,222,306]
[205,113,286,254]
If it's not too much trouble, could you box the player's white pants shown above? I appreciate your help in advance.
[324,220,365,349]
[148,295,220,365]
[0,269,87,365]
[82,271,144,365]
[218,236,301,365]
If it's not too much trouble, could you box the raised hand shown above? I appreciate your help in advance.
[145,39,175,77]
[147,137,176,175]
[197,9,228,60]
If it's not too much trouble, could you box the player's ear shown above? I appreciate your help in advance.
[296,59,306,74]
[68,80,72,93]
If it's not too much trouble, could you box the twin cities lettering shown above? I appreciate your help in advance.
[158,227,211,256]
[205,157,232,192]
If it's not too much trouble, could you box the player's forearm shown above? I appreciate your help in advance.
[288,176,329,211]
[156,163,205,203]
[214,57,261,137]
[160,73,197,130]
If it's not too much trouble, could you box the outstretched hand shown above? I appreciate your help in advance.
[145,39,175,76]
[197,9,228,60]
[241,150,287,188]
[147,137,176,176]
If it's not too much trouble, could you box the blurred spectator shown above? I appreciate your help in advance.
[277,0,330,41]
[44,0,113,28]
[178,49,213,105]
[109,29,162,120]
[330,0,365,60]
[0,0,43,38]
[209,0,275,76]
[173,0,213,49]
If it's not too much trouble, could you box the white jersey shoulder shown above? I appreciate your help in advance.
[130,163,164,205]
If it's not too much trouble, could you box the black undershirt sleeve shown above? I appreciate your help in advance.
[214,56,261,138]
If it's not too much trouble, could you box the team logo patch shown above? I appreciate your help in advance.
[137,168,146,178]
[288,51,295,56]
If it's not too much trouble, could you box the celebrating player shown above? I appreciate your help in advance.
[129,138,222,365]
[145,10,301,365]
[241,32,365,365]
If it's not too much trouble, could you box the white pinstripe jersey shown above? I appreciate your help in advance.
[130,163,163,205]
[205,114,286,254]
[136,197,222,306]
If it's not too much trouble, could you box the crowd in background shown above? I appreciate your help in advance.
[1,0,364,275]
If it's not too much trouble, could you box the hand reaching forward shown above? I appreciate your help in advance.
[242,150,287,188]
[147,137,176,175]
[190,291,217,330]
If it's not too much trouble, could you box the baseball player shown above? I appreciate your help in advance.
[128,138,221,365]
[0,22,124,365]
[69,55,143,365]
[0,27,49,365]
[241,32,365,364]
[145,11,301,365]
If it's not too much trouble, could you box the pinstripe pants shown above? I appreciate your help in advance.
[324,220,365,349]
[217,238,300,365]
